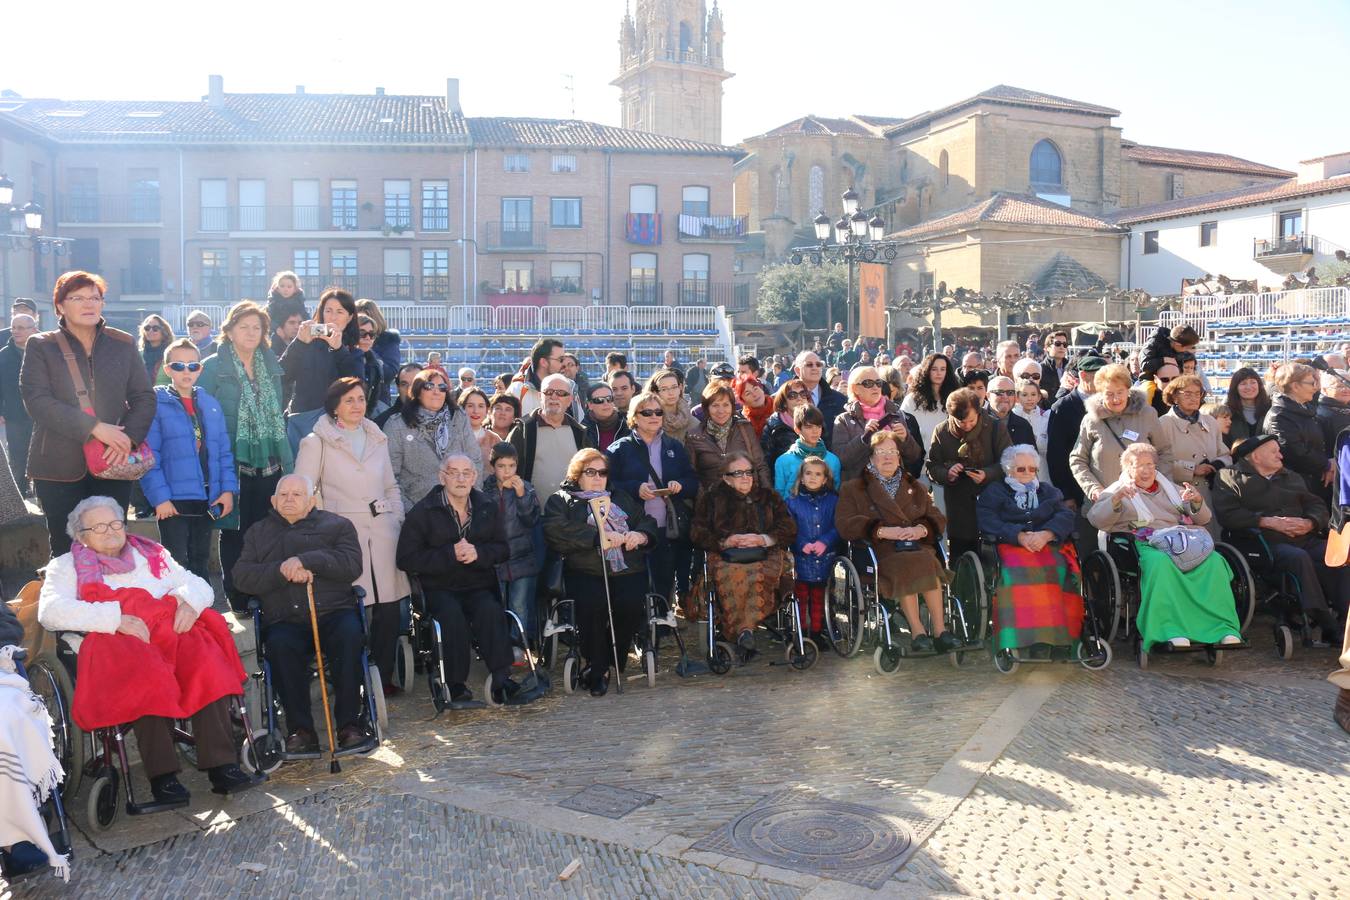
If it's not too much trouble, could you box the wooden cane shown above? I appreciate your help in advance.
[587,497,625,694]
[306,582,341,773]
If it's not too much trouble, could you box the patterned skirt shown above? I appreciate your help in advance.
[697,549,794,640]
[992,543,1085,651]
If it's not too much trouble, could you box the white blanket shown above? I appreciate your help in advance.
[0,645,69,882]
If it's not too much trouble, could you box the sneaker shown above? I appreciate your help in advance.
[285,727,319,755]
[911,633,935,654]
[208,763,260,795]
[1219,634,1242,645]
[149,773,189,805]
[934,631,962,654]
[448,683,486,710]
[1168,637,1191,648]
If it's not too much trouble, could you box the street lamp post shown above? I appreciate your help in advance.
[788,187,899,340]
[1,173,74,306]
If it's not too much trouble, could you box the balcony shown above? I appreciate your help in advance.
[624,212,662,246]
[58,194,162,225]
[481,221,546,252]
[192,273,433,304]
[197,205,411,234]
[676,214,747,243]
[625,280,663,306]
[1254,233,1312,259]
[675,281,739,307]
[118,267,163,295]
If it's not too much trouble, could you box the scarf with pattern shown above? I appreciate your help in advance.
[867,461,905,498]
[72,534,168,588]
[231,345,292,476]
[572,488,631,572]
[705,417,734,451]
[415,405,452,458]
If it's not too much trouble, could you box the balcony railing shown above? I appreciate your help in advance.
[625,280,663,306]
[118,267,163,295]
[197,205,407,233]
[481,221,546,251]
[676,214,747,242]
[1254,233,1312,259]
[59,194,162,225]
[676,280,737,307]
[192,273,434,303]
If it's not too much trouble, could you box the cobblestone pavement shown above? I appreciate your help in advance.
[6,618,1347,898]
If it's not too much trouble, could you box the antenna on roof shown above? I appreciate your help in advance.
[562,73,575,118]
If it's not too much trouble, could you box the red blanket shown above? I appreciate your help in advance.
[71,584,244,731]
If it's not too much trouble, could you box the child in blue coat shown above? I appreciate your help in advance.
[142,338,237,581]
[774,405,841,500]
[785,455,840,639]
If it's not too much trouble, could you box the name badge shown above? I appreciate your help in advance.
[406,434,416,442]
[1122,429,1139,441]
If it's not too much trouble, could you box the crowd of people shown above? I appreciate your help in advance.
[1,270,1349,872]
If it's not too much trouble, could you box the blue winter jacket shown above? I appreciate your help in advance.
[141,385,239,508]
[774,438,841,500]
[975,479,1076,546]
[606,432,700,510]
[785,489,840,583]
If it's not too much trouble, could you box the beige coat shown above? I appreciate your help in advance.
[1155,408,1230,537]
[1086,475,1212,533]
[1070,389,1172,500]
[296,415,410,606]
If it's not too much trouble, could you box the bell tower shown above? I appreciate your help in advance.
[613,0,732,145]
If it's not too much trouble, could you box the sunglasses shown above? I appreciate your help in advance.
[1157,376,1173,384]
[359,330,375,338]
[423,383,450,393]
[167,361,202,372]
[991,389,1015,397]
[1020,373,1041,381]
[1051,340,1068,347]
[785,390,808,400]
[143,324,162,332]
[724,469,754,478]
[581,467,609,478]
[637,408,665,418]
[802,362,824,368]
[589,395,615,404]
[854,379,884,389]
[188,321,210,329]
[543,389,571,398]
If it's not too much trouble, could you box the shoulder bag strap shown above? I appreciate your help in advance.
[641,440,669,488]
[53,330,96,414]
[1101,417,1130,452]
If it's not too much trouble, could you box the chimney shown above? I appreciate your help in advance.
[1298,151,1350,184]
[446,78,461,115]
[375,87,385,96]
[207,74,224,107]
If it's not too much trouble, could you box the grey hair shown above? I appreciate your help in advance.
[439,453,477,472]
[540,373,574,394]
[66,496,126,541]
[275,473,316,496]
[1000,443,1040,472]
[1120,442,1159,470]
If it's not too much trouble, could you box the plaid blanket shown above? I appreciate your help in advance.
[993,543,1084,651]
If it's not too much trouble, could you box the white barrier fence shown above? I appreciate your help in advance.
[1158,287,1350,333]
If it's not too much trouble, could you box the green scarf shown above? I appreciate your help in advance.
[231,345,293,476]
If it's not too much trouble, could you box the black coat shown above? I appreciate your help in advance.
[0,342,29,424]
[542,486,658,578]
[760,412,798,468]
[1315,396,1350,461]
[976,479,1077,545]
[1045,389,1089,505]
[0,595,22,648]
[989,408,1035,449]
[396,486,509,592]
[278,337,364,414]
[1264,394,1328,492]
[1213,459,1329,548]
[815,383,848,444]
[266,288,308,329]
[231,508,364,627]
[1039,357,1069,410]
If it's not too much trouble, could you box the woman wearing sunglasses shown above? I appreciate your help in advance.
[831,366,922,482]
[760,378,814,468]
[976,444,1083,661]
[543,448,659,696]
[383,368,482,512]
[138,314,175,384]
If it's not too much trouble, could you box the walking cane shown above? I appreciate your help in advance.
[587,497,625,694]
[306,582,341,774]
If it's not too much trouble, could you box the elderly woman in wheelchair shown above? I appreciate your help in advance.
[36,496,257,820]
[975,444,1109,670]
[1086,442,1244,664]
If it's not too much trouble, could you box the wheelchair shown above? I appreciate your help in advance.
[0,653,74,882]
[240,587,385,776]
[825,540,986,674]
[700,553,819,675]
[947,539,1113,675]
[406,576,549,711]
[1079,532,1254,669]
[1222,528,1329,660]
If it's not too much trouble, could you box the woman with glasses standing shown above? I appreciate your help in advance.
[198,300,293,612]
[279,288,364,454]
[1156,374,1230,536]
[543,448,658,697]
[831,366,922,482]
[760,379,814,469]
[138,314,175,384]
[646,368,694,443]
[383,368,481,512]
[356,298,401,408]
[20,271,156,556]
[355,314,390,415]
[1264,362,1333,497]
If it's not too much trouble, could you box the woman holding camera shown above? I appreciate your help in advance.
[279,288,364,454]
[926,387,1010,560]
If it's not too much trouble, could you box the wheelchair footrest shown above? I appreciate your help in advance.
[1147,640,1249,654]
[127,797,189,816]
[333,737,380,758]
[281,750,324,762]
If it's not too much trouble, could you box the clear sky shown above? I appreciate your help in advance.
[7,0,1348,169]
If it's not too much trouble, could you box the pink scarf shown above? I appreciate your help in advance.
[71,534,170,588]
[860,397,888,422]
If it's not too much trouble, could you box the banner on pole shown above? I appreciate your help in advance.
[858,263,886,339]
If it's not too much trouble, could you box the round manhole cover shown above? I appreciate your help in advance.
[727,798,912,875]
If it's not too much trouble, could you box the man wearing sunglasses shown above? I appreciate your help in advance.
[984,375,1035,449]
[505,373,592,497]
[1039,331,1071,400]
[581,382,629,451]
[142,338,237,581]
[792,350,847,444]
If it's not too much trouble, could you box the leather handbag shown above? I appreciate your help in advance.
[719,499,768,564]
[55,331,155,481]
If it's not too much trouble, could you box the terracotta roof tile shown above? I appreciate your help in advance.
[466,117,741,155]
[1112,175,1350,225]
[1122,143,1292,178]
[886,85,1118,135]
[887,193,1121,240]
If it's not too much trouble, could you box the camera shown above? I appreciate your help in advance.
[310,323,332,338]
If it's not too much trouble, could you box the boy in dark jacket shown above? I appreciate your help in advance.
[143,339,237,581]
[480,443,542,642]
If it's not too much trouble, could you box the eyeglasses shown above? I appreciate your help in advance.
[991,389,1015,397]
[589,395,615,404]
[64,293,104,305]
[724,469,754,478]
[359,330,375,338]
[854,379,884,389]
[1051,340,1068,347]
[143,324,161,333]
[543,389,571,398]
[1013,465,1039,474]
[78,520,125,535]
[801,361,824,368]
[188,321,210,328]
[444,469,476,480]
[1019,373,1041,381]
[423,383,450,393]
[167,361,202,373]
[1177,389,1204,398]
[637,408,665,418]
[581,467,609,478]
[872,450,900,459]
[785,390,808,400]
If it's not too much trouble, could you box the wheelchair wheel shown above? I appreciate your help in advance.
[1214,542,1255,633]
[785,638,819,671]
[563,656,581,694]
[873,645,902,675]
[86,769,120,832]
[27,656,85,799]
[825,556,865,658]
[644,650,657,687]
[368,664,388,740]
[708,642,735,675]
[240,728,285,775]
[993,649,1019,675]
[391,636,415,690]
[949,552,988,644]
[1275,624,1295,660]
[1081,551,1123,643]
[1078,637,1113,671]
[175,720,198,768]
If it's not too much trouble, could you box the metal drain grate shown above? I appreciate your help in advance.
[558,783,659,819]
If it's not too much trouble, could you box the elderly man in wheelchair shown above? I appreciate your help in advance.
[36,496,257,811]
[1213,434,1347,655]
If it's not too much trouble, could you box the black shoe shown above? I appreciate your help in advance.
[337,722,374,751]
[934,632,961,654]
[149,773,189,805]
[2,841,51,878]
[589,669,611,697]
[911,633,935,654]
[448,683,486,710]
[208,763,260,795]
[736,629,759,664]
[285,728,319,755]
[492,678,522,706]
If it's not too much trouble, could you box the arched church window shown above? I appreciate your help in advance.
[1030,140,1062,186]
[808,166,825,217]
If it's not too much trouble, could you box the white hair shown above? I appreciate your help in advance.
[1000,443,1040,472]
[541,373,574,393]
[996,340,1021,356]
[1012,357,1042,377]
[458,367,476,379]
[66,496,125,541]
[276,473,316,496]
